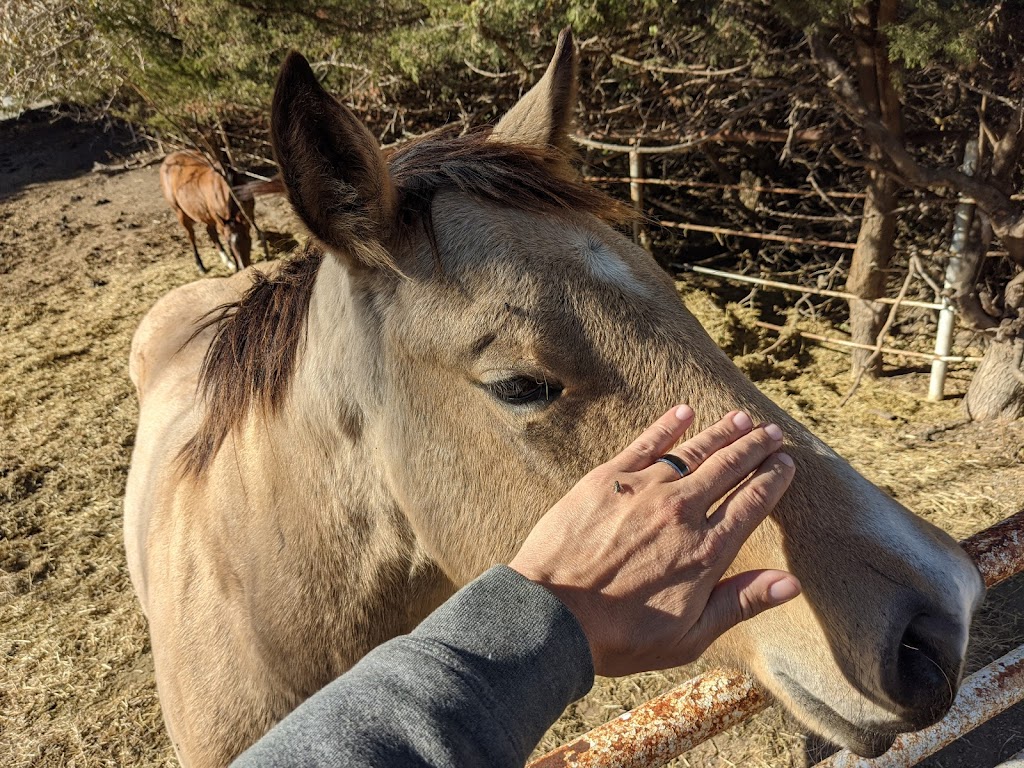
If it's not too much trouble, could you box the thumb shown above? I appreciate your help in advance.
[684,570,801,654]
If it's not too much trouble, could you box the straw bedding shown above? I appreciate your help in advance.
[2,119,1021,768]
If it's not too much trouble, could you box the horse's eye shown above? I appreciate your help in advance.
[485,376,562,407]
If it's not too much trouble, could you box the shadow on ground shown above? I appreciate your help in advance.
[0,108,143,201]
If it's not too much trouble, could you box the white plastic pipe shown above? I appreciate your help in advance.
[928,139,979,401]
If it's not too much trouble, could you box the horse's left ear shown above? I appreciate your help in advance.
[491,27,577,150]
[271,51,398,272]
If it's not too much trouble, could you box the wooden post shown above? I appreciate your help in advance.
[629,145,652,253]
[929,139,979,401]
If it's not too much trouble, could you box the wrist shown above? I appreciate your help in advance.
[507,561,602,670]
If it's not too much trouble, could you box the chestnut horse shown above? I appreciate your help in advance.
[125,31,984,767]
[160,150,254,274]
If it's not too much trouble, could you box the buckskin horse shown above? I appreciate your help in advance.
[125,30,985,767]
[159,150,255,274]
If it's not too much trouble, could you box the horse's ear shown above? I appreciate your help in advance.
[491,27,577,150]
[271,52,397,271]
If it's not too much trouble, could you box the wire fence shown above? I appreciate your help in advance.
[574,135,992,400]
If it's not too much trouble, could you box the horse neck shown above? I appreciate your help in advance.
[230,258,451,654]
[265,258,391,527]
[267,255,440,571]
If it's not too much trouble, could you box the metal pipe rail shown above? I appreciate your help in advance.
[529,669,770,768]
[682,264,946,310]
[995,746,1024,767]
[528,509,1024,768]
[814,645,1024,767]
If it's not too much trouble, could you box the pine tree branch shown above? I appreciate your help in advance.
[808,32,1024,245]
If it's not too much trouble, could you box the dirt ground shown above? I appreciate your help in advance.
[2,112,1022,767]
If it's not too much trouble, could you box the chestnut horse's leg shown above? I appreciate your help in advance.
[206,224,236,272]
[176,210,207,274]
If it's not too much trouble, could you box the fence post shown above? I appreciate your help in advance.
[929,299,956,401]
[928,138,978,401]
[629,144,652,253]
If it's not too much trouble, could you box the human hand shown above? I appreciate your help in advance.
[508,405,800,677]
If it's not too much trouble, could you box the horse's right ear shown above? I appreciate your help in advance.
[271,52,397,272]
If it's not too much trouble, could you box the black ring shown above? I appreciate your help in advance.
[655,454,690,479]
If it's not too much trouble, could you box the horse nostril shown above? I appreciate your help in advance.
[887,613,961,728]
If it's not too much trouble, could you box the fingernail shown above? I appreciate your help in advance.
[777,452,794,467]
[675,404,693,421]
[764,423,783,441]
[769,578,801,604]
[732,411,752,431]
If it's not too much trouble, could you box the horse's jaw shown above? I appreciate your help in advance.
[755,645,951,757]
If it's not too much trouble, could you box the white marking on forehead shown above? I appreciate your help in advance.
[579,237,648,296]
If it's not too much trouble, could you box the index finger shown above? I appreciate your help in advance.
[685,423,784,510]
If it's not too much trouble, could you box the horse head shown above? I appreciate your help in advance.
[266,31,984,755]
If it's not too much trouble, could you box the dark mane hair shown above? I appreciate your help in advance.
[179,132,630,476]
[179,247,322,476]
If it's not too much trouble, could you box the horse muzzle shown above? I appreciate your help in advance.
[762,579,980,757]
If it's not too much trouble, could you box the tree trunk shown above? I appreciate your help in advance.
[848,175,899,377]
[964,335,1024,420]
[846,1,902,379]
[961,108,1024,420]
[964,268,1024,420]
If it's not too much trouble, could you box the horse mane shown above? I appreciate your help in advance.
[179,247,323,476]
[179,130,630,476]
[387,128,630,231]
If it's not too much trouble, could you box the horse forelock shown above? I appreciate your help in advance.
[387,129,632,233]
[178,132,629,476]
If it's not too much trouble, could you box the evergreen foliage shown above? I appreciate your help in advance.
[0,1,1001,132]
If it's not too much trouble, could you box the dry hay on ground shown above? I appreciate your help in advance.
[2,118,1022,767]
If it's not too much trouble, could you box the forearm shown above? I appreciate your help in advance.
[233,565,594,768]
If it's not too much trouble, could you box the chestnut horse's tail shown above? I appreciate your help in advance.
[233,176,285,202]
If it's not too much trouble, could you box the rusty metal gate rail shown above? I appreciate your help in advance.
[529,509,1024,768]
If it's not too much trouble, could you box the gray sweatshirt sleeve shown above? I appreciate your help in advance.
[232,565,595,767]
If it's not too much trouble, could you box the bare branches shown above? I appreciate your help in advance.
[610,53,749,78]
[956,77,1024,112]
[571,127,827,154]
[0,0,119,109]
[808,33,1024,243]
